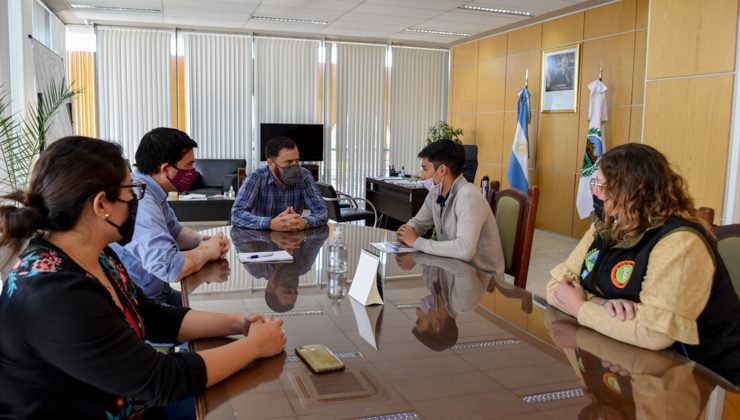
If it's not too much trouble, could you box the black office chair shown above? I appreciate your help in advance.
[462,144,478,183]
[317,182,377,227]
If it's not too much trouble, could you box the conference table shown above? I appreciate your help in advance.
[181,224,739,420]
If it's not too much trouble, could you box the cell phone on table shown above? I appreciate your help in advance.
[295,344,345,373]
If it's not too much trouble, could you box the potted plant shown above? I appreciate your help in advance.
[0,78,77,193]
[425,120,464,145]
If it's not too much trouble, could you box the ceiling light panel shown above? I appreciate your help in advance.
[250,16,329,25]
[457,4,535,17]
[404,28,471,37]
[69,4,161,13]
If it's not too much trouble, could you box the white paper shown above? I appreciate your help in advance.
[179,193,208,200]
[237,250,293,263]
[348,250,383,306]
[370,241,415,254]
[350,298,383,350]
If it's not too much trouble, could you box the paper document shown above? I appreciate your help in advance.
[237,250,293,263]
[370,241,415,254]
[179,193,208,200]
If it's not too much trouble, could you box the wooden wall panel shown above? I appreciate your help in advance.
[542,12,584,49]
[478,34,507,61]
[451,63,478,114]
[450,113,477,145]
[644,75,734,218]
[584,0,636,39]
[504,50,540,111]
[580,32,636,107]
[535,170,576,235]
[538,113,579,173]
[647,0,738,78]
[476,112,505,165]
[453,41,478,67]
[632,29,647,105]
[475,164,503,189]
[629,105,642,142]
[477,58,507,112]
[507,24,542,55]
[636,0,649,29]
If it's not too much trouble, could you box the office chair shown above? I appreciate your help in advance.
[317,182,378,227]
[488,185,539,289]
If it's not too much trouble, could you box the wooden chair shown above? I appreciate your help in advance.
[488,185,540,289]
[316,182,377,227]
[714,223,740,299]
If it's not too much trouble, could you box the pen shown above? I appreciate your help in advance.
[249,252,273,259]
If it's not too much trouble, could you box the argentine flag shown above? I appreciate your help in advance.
[576,79,608,219]
[507,86,531,193]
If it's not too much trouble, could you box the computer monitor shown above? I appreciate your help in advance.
[260,123,324,161]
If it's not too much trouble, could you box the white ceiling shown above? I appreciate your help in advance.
[44,0,603,48]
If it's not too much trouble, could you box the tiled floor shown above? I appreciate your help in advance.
[521,229,579,299]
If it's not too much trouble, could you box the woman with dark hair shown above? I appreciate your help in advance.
[0,137,286,418]
[546,143,740,385]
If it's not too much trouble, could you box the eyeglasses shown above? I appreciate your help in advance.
[121,182,147,200]
[589,178,606,190]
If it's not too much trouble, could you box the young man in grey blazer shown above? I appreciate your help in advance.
[397,140,505,281]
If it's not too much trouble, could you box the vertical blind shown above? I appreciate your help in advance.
[183,32,251,161]
[389,47,448,174]
[334,43,386,198]
[254,37,320,126]
[96,27,172,162]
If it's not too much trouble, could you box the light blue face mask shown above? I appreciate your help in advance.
[421,166,442,196]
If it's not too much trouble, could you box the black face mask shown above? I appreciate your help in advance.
[592,194,605,222]
[106,198,138,245]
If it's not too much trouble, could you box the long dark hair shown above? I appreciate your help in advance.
[599,143,711,239]
[0,136,128,256]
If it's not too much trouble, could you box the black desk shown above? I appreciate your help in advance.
[168,197,234,222]
[365,177,427,230]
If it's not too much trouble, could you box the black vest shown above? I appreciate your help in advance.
[579,218,740,385]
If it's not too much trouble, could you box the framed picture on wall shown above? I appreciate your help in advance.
[541,44,580,113]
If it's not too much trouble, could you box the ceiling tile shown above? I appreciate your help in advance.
[252,5,347,21]
[163,16,247,28]
[327,19,406,32]
[163,0,259,13]
[351,3,444,19]
[365,0,466,11]
[256,0,361,12]
[432,11,521,26]
[336,12,424,27]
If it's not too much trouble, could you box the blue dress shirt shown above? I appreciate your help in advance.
[110,169,185,303]
[230,166,329,230]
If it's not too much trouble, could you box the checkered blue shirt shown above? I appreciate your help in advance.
[230,165,329,230]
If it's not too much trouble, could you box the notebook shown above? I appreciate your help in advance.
[237,250,293,263]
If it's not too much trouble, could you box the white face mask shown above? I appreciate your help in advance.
[421,166,442,195]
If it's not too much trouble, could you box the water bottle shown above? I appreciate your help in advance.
[327,227,348,273]
[227,185,235,199]
[400,166,406,177]
[481,175,490,196]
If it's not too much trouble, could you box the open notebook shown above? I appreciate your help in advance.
[237,250,293,263]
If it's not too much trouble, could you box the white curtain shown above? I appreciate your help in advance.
[390,47,448,174]
[183,32,251,161]
[96,27,172,163]
[254,37,320,126]
[333,43,386,198]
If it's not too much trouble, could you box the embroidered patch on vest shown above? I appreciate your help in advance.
[584,248,599,273]
[610,260,635,288]
[602,372,622,394]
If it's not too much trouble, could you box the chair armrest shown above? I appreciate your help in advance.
[321,196,378,228]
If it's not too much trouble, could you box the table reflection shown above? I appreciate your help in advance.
[182,225,738,420]
[545,307,737,419]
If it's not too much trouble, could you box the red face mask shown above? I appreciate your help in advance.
[168,167,197,192]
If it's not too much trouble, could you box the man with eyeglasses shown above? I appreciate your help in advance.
[111,128,230,306]
[231,136,328,230]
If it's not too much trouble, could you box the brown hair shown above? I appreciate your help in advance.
[0,136,128,257]
[598,143,712,240]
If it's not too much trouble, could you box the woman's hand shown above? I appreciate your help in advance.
[552,279,587,317]
[603,299,638,321]
[245,315,286,358]
[238,313,267,335]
